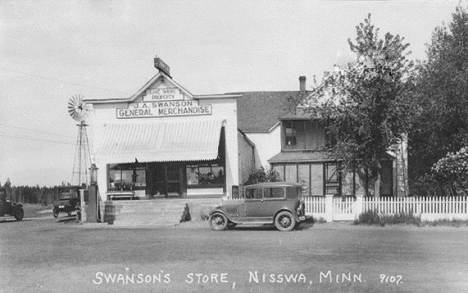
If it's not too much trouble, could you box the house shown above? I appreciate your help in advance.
[238,77,408,197]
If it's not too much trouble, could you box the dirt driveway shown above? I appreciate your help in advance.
[0,217,467,293]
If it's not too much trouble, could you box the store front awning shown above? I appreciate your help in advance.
[95,120,224,164]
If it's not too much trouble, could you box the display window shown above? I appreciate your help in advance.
[186,163,225,187]
[108,164,146,191]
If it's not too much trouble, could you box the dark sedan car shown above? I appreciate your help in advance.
[209,182,306,232]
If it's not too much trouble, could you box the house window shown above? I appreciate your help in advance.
[325,163,341,195]
[108,164,146,191]
[284,121,297,146]
[186,163,225,187]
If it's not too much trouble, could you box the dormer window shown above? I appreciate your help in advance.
[285,122,297,146]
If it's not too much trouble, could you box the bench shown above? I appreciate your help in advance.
[106,191,135,201]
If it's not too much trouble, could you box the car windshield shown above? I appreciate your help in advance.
[59,192,76,199]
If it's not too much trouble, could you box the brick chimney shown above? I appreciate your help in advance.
[299,76,306,94]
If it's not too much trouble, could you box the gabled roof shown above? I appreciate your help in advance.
[234,91,311,133]
[85,72,240,104]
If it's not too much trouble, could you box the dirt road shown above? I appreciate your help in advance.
[1,217,467,293]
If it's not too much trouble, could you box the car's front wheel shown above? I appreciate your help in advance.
[209,213,228,231]
[53,208,59,218]
[275,211,296,232]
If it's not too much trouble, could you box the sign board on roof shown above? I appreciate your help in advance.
[154,57,170,76]
[142,88,184,101]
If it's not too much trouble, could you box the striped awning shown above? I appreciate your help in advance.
[95,120,224,164]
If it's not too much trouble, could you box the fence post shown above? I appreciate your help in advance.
[325,194,334,222]
[355,195,363,220]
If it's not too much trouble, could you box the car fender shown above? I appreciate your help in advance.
[13,203,23,208]
[274,208,297,221]
[209,208,237,223]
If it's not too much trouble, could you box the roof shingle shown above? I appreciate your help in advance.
[234,91,311,133]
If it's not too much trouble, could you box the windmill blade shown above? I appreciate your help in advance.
[68,94,89,122]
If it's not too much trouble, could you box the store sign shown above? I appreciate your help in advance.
[154,57,170,76]
[116,100,212,119]
[142,88,184,101]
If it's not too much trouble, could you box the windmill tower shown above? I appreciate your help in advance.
[68,95,92,187]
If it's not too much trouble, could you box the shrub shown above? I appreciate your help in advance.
[354,210,384,226]
[382,212,421,226]
[354,210,421,226]
[244,167,281,185]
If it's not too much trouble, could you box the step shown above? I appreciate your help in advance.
[104,198,222,227]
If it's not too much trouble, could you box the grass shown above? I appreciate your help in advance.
[22,203,52,218]
[422,219,468,227]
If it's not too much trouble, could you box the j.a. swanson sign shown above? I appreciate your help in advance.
[116,88,212,119]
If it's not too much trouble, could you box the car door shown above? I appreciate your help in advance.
[260,187,286,217]
[244,187,265,218]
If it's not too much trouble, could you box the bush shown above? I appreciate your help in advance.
[354,210,422,226]
[354,210,384,226]
[244,167,281,185]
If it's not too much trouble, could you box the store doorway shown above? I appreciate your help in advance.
[150,162,185,198]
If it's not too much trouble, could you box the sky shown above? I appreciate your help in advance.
[0,0,464,187]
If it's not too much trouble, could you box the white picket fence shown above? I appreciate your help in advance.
[304,196,468,222]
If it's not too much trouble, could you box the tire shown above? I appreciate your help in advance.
[14,207,24,221]
[274,211,296,232]
[209,213,228,231]
[53,208,59,218]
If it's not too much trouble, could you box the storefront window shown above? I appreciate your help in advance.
[108,164,146,191]
[186,163,224,186]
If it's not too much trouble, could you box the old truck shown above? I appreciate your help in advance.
[0,187,24,221]
[53,186,81,218]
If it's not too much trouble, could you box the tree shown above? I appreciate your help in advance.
[431,147,468,196]
[409,4,468,181]
[308,14,416,196]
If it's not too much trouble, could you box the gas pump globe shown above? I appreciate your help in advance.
[89,163,98,186]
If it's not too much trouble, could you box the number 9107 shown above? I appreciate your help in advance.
[380,274,402,285]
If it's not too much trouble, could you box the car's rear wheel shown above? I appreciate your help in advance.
[209,213,228,231]
[14,207,24,221]
[275,211,296,232]
[53,208,59,218]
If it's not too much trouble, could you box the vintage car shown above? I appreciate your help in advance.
[209,182,306,232]
[53,186,81,218]
[0,188,24,221]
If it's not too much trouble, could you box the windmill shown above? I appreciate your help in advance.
[68,94,92,187]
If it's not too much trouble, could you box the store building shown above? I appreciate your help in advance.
[85,57,255,200]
